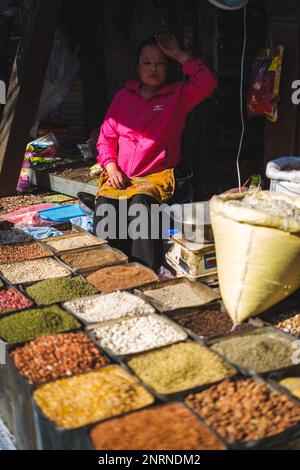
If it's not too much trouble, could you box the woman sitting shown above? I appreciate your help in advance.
[94,33,217,272]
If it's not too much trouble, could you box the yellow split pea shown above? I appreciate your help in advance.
[33,365,154,429]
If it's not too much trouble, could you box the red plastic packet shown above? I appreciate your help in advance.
[247,44,284,122]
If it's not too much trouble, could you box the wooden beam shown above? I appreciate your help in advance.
[0,0,61,196]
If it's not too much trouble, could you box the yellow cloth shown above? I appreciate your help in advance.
[96,169,175,204]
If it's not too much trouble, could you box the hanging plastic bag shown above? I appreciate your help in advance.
[247,38,284,123]
[210,190,300,323]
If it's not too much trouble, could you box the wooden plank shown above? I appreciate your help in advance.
[0,0,61,196]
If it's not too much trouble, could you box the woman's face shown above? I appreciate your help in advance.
[137,45,168,89]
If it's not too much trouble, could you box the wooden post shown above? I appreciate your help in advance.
[184,0,217,201]
[0,0,61,196]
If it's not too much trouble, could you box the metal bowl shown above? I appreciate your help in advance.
[164,202,214,243]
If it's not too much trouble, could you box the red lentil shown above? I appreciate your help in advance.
[11,332,108,384]
[0,288,32,314]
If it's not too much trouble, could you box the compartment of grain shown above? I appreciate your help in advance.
[135,278,219,313]
[210,327,300,375]
[87,313,187,357]
[32,365,154,449]
[59,245,128,273]
[42,232,106,255]
[63,291,155,325]
[0,258,72,285]
[85,263,158,293]
[127,341,236,399]
[185,376,300,449]
[7,332,109,449]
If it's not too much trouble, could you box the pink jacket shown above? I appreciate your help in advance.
[97,57,217,178]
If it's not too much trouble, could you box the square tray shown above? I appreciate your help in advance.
[40,232,107,255]
[85,312,188,359]
[58,245,128,274]
[134,277,220,313]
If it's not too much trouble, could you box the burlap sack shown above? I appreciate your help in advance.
[210,190,300,322]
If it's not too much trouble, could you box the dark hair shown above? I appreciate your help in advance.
[136,36,165,65]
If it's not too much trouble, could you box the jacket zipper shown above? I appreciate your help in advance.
[128,97,152,175]
[129,141,138,176]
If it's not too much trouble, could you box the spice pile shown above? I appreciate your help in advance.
[211,329,296,373]
[175,310,254,339]
[0,194,44,213]
[0,288,32,314]
[40,194,75,204]
[0,258,71,284]
[261,309,300,336]
[0,242,51,264]
[60,247,127,271]
[90,314,187,356]
[142,280,217,310]
[64,291,155,324]
[86,264,158,292]
[0,306,80,344]
[33,365,154,429]
[128,342,236,395]
[90,403,226,450]
[239,194,300,221]
[0,229,33,245]
[25,276,98,305]
[185,378,300,443]
[51,166,94,183]
[45,234,104,252]
[11,332,108,384]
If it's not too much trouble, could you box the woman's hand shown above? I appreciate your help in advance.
[106,163,131,189]
[155,33,190,64]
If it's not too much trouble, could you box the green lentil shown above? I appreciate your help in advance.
[128,342,236,395]
[211,328,296,373]
[41,194,75,203]
[33,365,154,429]
[0,306,80,344]
[88,179,99,186]
[25,276,98,305]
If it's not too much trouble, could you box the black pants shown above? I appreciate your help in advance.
[93,162,194,272]
[93,194,164,272]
